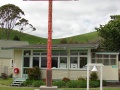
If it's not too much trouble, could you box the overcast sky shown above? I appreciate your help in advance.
[0,0,120,39]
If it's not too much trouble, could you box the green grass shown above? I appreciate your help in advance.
[0,78,12,86]
[0,28,100,44]
[0,87,120,90]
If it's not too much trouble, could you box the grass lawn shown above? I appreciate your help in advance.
[0,78,13,86]
[0,87,120,90]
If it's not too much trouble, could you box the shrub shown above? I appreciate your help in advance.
[90,80,100,87]
[90,72,98,81]
[78,77,86,81]
[1,73,8,79]
[53,81,66,88]
[27,66,41,80]
[62,77,70,82]
[32,80,45,87]
[22,80,33,86]
[66,80,86,88]
[79,81,87,88]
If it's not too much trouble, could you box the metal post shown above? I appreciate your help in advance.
[100,66,103,90]
[87,65,89,90]
[46,0,52,87]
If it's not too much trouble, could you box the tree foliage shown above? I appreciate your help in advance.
[0,4,24,39]
[0,4,36,40]
[95,15,120,51]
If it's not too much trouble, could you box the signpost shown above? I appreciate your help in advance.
[23,0,77,89]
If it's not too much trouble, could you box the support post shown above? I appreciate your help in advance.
[87,65,89,90]
[46,0,52,87]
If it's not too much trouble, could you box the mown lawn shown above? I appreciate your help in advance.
[0,87,120,90]
[0,78,13,86]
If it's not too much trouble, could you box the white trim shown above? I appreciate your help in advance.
[95,52,119,55]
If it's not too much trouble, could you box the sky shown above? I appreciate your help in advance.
[0,0,120,39]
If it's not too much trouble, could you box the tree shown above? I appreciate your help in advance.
[15,18,36,38]
[95,15,120,51]
[0,4,24,39]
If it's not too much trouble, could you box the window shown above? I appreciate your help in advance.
[52,57,58,68]
[33,50,41,55]
[110,59,116,65]
[23,57,30,67]
[41,57,47,68]
[60,57,67,68]
[24,50,31,55]
[79,57,87,68]
[79,51,87,55]
[10,59,14,68]
[70,57,78,68]
[103,59,109,65]
[33,57,39,67]
[97,59,102,63]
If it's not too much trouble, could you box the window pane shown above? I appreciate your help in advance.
[96,54,102,58]
[103,59,109,65]
[52,52,59,55]
[92,59,95,63]
[60,57,67,68]
[91,53,95,58]
[70,51,78,55]
[52,57,58,68]
[60,52,67,55]
[110,59,116,65]
[33,57,39,67]
[24,50,31,55]
[23,57,30,67]
[79,52,87,55]
[103,55,109,58]
[70,57,78,68]
[97,59,102,63]
[79,57,87,68]
[41,57,47,68]
[110,55,116,58]
[41,52,47,55]
[33,50,40,55]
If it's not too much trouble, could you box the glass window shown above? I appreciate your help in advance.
[70,57,78,68]
[60,57,67,68]
[91,53,95,58]
[60,52,67,55]
[24,50,31,55]
[103,59,109,65]
[52,57,58,68]
[23,57,30,67]
[70,51,78,55]
[33,57,39,67]
[110,59,116,65]
[79,51,87,55]
[33,50,41,55]
[79,57,87,68]
[97,59,102,63]
[91,59,95,63]
[52,52,59,55]
[110,55,116,58]
[41,57,47,68]
[103,55,109,58]
[41,52,47,55]
[96,54,102,58]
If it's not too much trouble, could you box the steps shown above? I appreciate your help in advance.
[11,78,26,86]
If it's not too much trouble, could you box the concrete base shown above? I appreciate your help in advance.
[39,86,58,90]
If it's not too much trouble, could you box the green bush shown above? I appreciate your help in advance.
[90,80,100,87]
[90,72,98,81]
[52,81,66,88]
[22,80,33,86]
[27,66,41,80]
[79,81,87,88]
[32,80,45,87]
[66,80,80,88]
[78,77,86,81]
